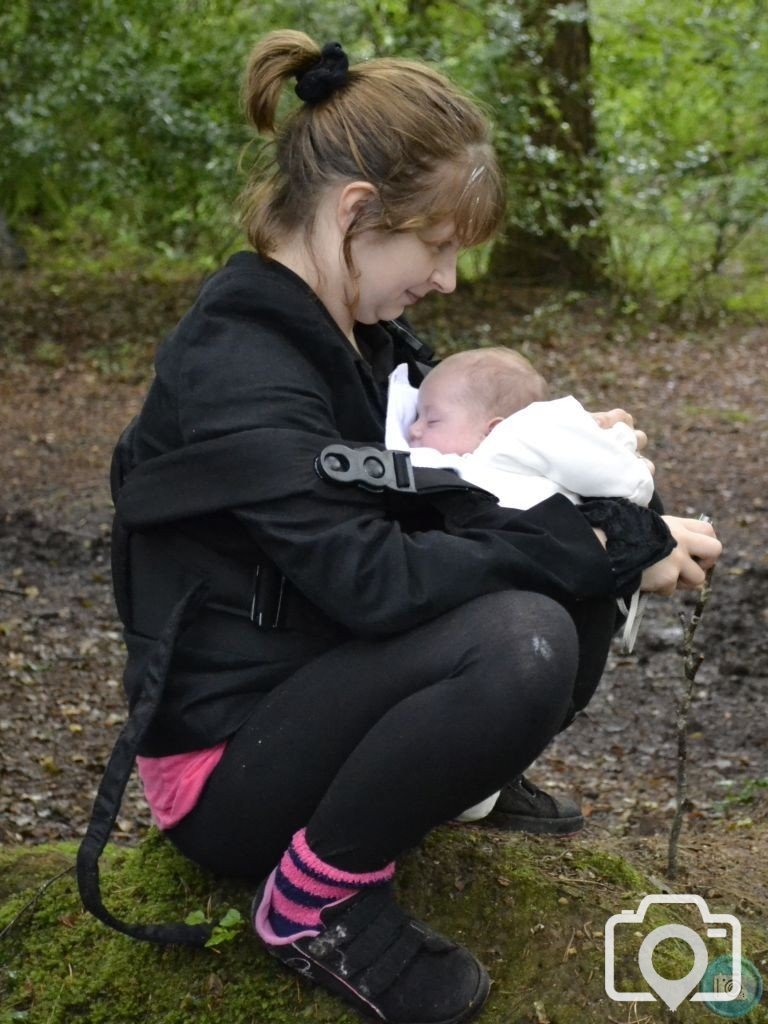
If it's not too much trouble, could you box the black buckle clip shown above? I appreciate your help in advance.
[315,445,416,493]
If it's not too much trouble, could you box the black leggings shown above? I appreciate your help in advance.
[168,591,616,879]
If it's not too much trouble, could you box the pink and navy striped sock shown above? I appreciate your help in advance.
[253,828,395,946]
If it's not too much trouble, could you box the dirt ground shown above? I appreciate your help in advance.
[1,272,766,925]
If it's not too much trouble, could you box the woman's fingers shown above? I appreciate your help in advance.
[666,516,723,570]
[640,546,705,594]
[592,408,648,453]
[642,517,723,594]
[675,552,709,589]
[640,556,679,595]
[688,533,722,572]
[592,408,634,430]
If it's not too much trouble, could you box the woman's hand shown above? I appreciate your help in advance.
[591,407,649,463]
[640,516,722,595]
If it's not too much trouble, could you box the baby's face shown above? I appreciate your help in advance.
[408,366,490,454]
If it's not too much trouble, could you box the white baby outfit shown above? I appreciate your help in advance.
[386,362,655,822]
[385,363,654,510]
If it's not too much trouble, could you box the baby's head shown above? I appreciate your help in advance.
[408,347,548,454]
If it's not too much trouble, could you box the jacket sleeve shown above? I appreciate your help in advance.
[169,319,617,637]
[240,487,618,637]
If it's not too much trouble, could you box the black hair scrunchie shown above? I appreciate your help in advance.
[295,41,349,104]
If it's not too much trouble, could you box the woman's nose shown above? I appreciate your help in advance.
[431,255,458,294]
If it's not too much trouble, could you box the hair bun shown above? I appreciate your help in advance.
[295,41,349,104]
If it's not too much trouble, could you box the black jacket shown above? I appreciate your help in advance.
[116,251,617,754]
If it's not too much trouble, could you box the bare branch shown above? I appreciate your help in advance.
[666,567,715,880]
[0,865,75,941]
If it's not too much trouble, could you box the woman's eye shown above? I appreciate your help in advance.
[438,238,460,254]
[422,235,455,255]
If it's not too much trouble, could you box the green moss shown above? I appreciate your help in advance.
[0,845,77,903]
[0,833,356,1024]
[1,830,766,1024]
[565,846,647,891]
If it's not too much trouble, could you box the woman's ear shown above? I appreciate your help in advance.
[336,181,379,233]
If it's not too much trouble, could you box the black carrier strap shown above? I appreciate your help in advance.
[76,577,215,946]
[385,317,435,379]
[315,443,489,501]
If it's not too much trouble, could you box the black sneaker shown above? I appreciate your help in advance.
[480,775,584,835]
[252,877,490,1024]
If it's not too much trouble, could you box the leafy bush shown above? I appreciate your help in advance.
[0,1,255,255]
[593,0,768,312]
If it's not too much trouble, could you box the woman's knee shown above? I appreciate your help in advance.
[455,591,578,727]
[464,591,577,666]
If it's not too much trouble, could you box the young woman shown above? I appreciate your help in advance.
[83,31,721,1024]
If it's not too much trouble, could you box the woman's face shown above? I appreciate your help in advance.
[349,222,460,324]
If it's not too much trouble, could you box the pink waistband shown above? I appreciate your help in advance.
[136,742,226,830]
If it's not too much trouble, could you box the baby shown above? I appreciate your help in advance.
[409,347,549,455]
[386,347,654,822]
[386,347,654,511]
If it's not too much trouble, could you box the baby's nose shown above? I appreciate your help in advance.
[408,420,421,446]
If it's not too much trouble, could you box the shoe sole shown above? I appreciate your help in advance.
[480,812,585,836]
[261,931,491,1024]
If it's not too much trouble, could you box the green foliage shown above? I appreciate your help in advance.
[184,906,245,948]
[0,0,255,254]
[2,0,767,313]
[592,0,768,313]
[717,777,768,810]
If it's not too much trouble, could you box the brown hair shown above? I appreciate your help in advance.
[238,30,505,264]
[435,347,549,419]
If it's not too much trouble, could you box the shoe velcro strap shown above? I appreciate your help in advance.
[321,886,396,947]
[355,921,441,999]
[340,898,413,973]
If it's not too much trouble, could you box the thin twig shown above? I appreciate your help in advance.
[561,927,577,963]
[666,567,715,880]
[0,865,75,941]
[553,874,619,889]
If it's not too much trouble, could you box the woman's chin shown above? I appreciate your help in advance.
[362,304,406,324]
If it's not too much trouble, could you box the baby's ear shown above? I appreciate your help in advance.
[484,416,505,436]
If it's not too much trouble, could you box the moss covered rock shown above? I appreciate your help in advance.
[1,829,766,1023]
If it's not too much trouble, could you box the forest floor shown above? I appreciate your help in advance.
[1,269,766,939]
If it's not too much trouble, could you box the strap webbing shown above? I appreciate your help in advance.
[76,578,214,946]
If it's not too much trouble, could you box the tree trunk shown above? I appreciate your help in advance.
[0,213,28,270]
[490,0,606,289]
